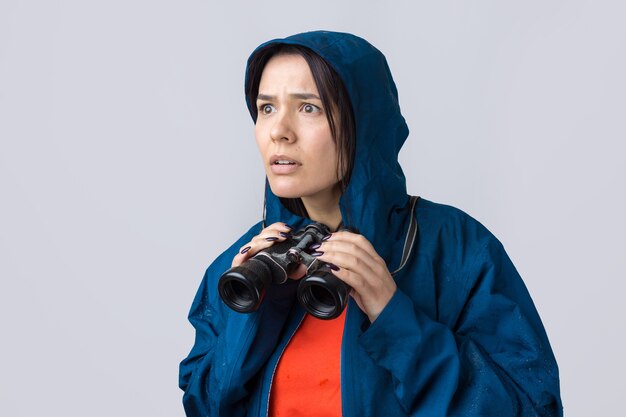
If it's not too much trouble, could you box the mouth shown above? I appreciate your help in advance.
[269,154,301,175]
[270,155,301,166]
[273,160,297,166]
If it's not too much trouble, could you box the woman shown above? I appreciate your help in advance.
[179,31,563,416]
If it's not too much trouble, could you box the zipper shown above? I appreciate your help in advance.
[265,313,307,417]
[340,302,350,417]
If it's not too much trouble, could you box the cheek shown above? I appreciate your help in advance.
[310,135,340,177]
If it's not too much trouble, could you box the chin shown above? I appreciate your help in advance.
[267,177,340,201]
[266,178,312,199]
[268,186,303,199]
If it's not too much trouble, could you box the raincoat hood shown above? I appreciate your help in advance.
[244,30,412,269]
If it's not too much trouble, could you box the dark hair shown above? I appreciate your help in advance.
[245,44,356,218]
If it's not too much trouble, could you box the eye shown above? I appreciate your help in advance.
[302,103,321,114]
[259,104,275,115]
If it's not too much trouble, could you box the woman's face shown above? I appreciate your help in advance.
[255,53,341,204]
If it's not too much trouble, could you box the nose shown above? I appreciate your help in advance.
[269,111,296,143]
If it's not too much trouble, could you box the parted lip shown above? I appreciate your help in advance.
[270,154,301,165]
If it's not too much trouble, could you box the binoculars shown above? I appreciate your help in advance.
[217,222,350,320]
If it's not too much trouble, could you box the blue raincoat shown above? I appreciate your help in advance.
[179,31,563,416]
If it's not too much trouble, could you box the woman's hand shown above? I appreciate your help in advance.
[311,231,397,323]
[231,222,307,278]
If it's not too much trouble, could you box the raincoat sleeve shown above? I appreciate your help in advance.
[178,224,299,417]
[358,227,562,416]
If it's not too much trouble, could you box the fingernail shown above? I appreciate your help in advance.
[279,232,290,238]
[284,223,293,230]
[322,234,332,241]
[265,237,279,242]
[309,243,321,250]
[312,251,324,257]
[326,263,340,271]
[240,246,251,254]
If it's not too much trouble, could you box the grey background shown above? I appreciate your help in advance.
[1,1,624,416]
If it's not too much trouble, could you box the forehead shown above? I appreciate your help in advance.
[258,53,318,94]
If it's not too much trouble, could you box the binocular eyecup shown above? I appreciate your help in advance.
[217,258,272,313]
[296,270,350,319]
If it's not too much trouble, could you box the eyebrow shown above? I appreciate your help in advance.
[257,93,321,101]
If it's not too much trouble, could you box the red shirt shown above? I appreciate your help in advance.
[268,309,347,417]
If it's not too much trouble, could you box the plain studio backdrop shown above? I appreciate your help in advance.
[1,1,624,416]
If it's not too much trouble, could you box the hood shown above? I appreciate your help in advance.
[244,30,412,270]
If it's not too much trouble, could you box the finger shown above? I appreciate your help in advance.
[231,244,254,267]
[329,267,396,322]
[314,249,377,284]
[254,223,293,242]
[265,222,294,235]
[315,240,381,274]
[231,223,293,267]
[313,239,394,302]
[232,237,280,267]
[325,231,379,259]
[325,266,369,296]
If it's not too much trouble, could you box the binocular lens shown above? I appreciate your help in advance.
[219,278,257,311]
[297,273,349,320]
[309,285,335,308]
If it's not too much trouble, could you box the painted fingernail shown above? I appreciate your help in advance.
[322,234,332,241]
[279,232,290,238]
[326,263,340,271]
[240,246,251,254]
[309,243,321,250]
[284,223,293,230]
[265,237,279,242]
[312,251,324,257]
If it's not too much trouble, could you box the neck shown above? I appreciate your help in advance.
[301,187,343,232]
